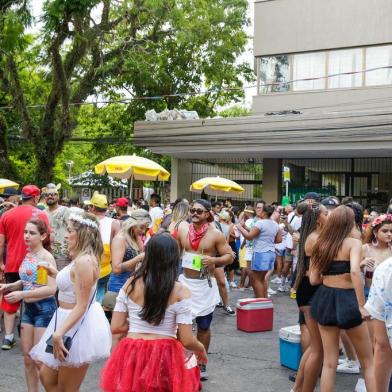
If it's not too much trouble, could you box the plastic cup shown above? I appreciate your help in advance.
[192,255,203,271]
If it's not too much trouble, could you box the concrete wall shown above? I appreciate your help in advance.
[254,0,392,57]
[170,158,192,202]
[252,84,392,113]
[262,158,282,203]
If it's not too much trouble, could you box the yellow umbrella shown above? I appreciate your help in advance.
[0,179,19,193]
[190,176,244,198]
[95,154,170,181]
[95,154,170,197]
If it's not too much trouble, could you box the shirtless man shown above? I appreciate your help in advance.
[177,199,233,381]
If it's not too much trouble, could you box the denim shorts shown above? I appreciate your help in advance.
[22,297,57,328]
[251,251,276,271]
[195,312,214,331]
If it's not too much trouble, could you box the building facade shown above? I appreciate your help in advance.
[134,0,392,208]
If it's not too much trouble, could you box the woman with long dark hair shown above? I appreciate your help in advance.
[309,206,375,392]
[291,203,328,392]
[101,233,206,392]
[0,219,57,392]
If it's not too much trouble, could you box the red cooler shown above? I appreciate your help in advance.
[236,298,273,332]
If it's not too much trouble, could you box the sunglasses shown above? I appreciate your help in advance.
[46,193,58,197]
[190,208,208,215]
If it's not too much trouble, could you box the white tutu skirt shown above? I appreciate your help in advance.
[30,302,111,369]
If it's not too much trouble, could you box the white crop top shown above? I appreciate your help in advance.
[56,262,96,304]
[114,288,192,338]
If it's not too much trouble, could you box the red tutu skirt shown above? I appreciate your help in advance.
[100,338,202,392]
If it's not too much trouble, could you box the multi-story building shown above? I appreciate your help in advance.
[135,0,392,208]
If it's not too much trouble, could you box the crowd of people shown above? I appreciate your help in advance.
[0,183,391,391]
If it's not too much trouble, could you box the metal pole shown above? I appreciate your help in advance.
[129,176,133,200]
[286,181,289,198]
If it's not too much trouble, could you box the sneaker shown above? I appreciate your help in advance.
[223,305,236,315]
[216,301,223,308]
[277,284,290,292]
[267,287,277,295]
[199,364,209,381]
[271,276,282,284]
[229,281,238,289]
[288,373,297,382]
[1,338,16,350]
[336,359,360,374]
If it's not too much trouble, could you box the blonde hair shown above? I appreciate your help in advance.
[122,209,151,237]
[68,212,103,262]
[172,201,189,223]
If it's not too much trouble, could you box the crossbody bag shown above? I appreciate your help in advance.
[45,287,97,356]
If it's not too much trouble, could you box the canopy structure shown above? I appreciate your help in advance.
[190,176,245,198]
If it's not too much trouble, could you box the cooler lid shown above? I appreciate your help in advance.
[279,324,301,343]
[236,297,273,310]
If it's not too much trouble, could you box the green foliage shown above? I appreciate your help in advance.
[0,0,253,186]
[219,105,251,118]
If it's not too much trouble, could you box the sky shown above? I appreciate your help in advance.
[30,0,256,108]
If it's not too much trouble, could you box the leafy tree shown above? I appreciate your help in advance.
[0,0,253,185]
[219,105,251,118]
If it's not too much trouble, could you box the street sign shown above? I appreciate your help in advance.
[283,166,290,182]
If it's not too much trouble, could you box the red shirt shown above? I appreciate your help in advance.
[0,205,50,273]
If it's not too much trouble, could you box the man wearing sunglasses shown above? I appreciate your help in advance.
[45,184,71,271]
[177,199,233,381]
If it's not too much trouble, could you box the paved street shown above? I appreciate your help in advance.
[0,286,358,392]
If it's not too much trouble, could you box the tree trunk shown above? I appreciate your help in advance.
[33,133,61,186]
[35,151,56,185]
[0,113,17,179]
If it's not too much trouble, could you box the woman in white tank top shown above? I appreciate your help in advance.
[101,233,207,392]
[30,212,111,391]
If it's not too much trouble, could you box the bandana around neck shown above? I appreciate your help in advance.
[188,223,209,251]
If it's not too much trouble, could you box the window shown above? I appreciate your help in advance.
[259,55,289,93]
[328,49,363,88]
[366,45,392,86]
[258,44,392,94]
[292,52,326,91]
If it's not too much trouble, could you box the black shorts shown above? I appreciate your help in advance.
[296,276,320,307]
[298,310,306,325]
[311,285,362,330]
[225,242,239,272]
[5,272,19,284]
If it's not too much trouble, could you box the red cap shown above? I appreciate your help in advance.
[21,185,40,199]
[115,197,129,207]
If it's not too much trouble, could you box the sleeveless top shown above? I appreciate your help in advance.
[99,217,113,279]
[170,220,183,240]
[19,252,47,291]
[57,262,97,304]
[108,243,140,293]
[323,261,351,276]
[114,288,192,338]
